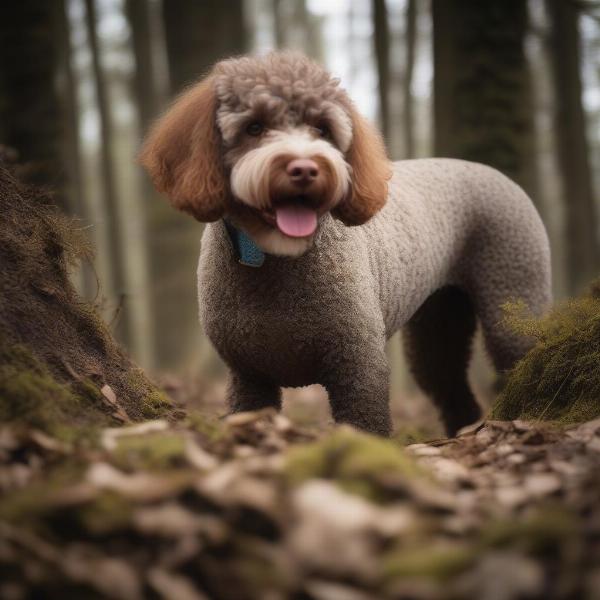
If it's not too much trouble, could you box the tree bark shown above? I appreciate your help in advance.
[0,2,67,208]
[372,0,391,145]
[151,0,246,370]
[162,0,246,92]
[125,0,168,132]
[404,0,416,158]
[273,0,287,49]
[546,0,598,294]
[432,1,539,201]
[84,0,127,341]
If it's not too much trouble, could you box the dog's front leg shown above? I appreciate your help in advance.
[226,369,282,414]
[322,344,392,437]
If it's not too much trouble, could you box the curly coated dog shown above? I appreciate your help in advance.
[140,52,552,437]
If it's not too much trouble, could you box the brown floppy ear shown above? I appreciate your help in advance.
[333,106,392,226]
[139,75,227,222]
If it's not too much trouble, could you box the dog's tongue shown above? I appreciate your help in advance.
[275,205,318,237]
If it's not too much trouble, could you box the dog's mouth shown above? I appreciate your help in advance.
[259,197,319,238]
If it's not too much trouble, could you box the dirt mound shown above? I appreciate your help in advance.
[0,165,170,438]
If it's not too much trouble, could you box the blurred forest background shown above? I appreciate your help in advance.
[1,0,599,418]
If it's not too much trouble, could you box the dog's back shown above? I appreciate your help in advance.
[364,158,551,346]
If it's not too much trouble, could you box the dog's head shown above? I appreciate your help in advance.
[140,52,392,256]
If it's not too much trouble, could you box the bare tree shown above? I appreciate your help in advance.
[84,0,128,342]
[273,0,323,59]
[125,0,168,132]
[432,1,539,201]
[372,0,391,144]
[546,0,598,293]
[0,2,67,208]
[404,0,417,158]
[162,0,246,92]
[273,0,287,49]
[148,0,247,370]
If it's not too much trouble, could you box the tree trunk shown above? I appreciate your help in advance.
[546,0,598,294]
[432,1,539,200]
[404,0,416,158]
[273,0,287,49]
[162,0,246,92]
[151,0,246,370]
[84,0,129,344]
[125,0,168,133]
[0,2,67,209]
[372,0,391,145]
[56,0,94,298]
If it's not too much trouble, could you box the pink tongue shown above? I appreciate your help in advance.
[275,205,318,237]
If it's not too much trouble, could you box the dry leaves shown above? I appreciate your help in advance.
[0,412,599,599]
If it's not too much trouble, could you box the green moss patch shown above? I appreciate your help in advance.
[393,424,435,446]
[285,427,422,501]
[186,410,225,443]
[112,432,187,471]
[492,282,600,424]
[383,543,476,582]
[480,505,580,556]
[0,340,111,441]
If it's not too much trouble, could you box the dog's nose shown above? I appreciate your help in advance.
[286,158,319,186]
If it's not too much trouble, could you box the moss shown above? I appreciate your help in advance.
[393,425,435,446]
[76,491,133,535]
[231,538,291,594]
[382,507,578,585]
[112,432,187,471]
[125,369,172,420]
[382,544,476,582]
[480,506,579,556]
[0,480,133,539]
[492,282,600,424]
[142,390,172,419]
[285,427,422,502]
[186,411,224,443]
[0,462,85,525]
[0,340,111,441]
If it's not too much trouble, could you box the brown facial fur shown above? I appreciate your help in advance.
[140,52,391,229]
[334,106,393,226]
[139,76,228,222]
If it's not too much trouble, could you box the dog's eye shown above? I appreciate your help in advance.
[316,124,331,139]
[245,121,264,136]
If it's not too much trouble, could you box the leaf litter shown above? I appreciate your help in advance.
[0,409,599,599]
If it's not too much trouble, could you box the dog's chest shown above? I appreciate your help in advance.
[197,231,375,386]
[198,259,333,386]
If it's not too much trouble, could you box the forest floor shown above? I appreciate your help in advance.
[1,390,599,600]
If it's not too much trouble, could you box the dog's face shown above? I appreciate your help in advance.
[140,52,391,257]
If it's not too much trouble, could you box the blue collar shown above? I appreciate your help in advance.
[224,220,266,267]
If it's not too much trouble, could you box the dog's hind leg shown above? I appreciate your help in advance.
[402,286,481,437]
[226,369,282,414]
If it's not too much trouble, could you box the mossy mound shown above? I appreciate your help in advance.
[492,280,600,424]
[285,427,422,501]
[0,165,170,436]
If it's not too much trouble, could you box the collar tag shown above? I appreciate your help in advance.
[225,221,265,267]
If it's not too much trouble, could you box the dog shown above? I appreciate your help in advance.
[140,52,552,437]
